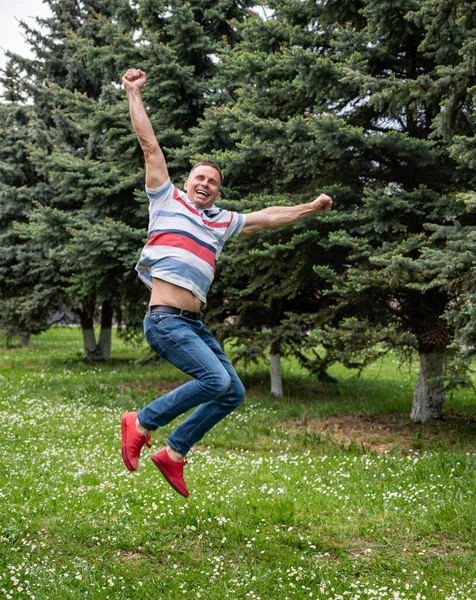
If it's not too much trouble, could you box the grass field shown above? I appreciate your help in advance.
[0,327,475,599]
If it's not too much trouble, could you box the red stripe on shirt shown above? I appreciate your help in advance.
[173,188,200,216]
[147,232,216,268]
[203,213,234,228]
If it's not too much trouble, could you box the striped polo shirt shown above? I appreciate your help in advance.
[135,178,245,304]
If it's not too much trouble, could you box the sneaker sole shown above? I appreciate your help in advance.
[121,413,137,472]
[151,454,189,498]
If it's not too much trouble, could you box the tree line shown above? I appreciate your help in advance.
[1,0,475,423]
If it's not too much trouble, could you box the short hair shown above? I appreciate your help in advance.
[189,160,223,186]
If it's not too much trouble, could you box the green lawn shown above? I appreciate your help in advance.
[0,327,475,599]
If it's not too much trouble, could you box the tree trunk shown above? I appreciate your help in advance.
[81,325,99,360]
[410,349,446,423]
[79,308,101,361]
[19,332,31,347]
[270,341,283,397]
[98,300,113,361]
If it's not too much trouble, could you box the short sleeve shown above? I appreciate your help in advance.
[145,178,173,203]
[223,211,245,241]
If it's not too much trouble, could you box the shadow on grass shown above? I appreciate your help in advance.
[276,410,476,455]
[242,368,414,414]
[238,368,476,454]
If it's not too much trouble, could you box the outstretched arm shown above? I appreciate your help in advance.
[122,68,168,189]
[240,194,333,236]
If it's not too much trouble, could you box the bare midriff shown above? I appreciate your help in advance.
[150,277,202,312]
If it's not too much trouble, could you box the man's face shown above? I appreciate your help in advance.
[184,165,221,210]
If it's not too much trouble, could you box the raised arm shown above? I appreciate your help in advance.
[122,68,168,189]
[240,194,333,236]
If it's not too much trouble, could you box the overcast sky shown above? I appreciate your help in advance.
[0,0,52,71]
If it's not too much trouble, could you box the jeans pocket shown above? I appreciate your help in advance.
[144,312,174,333]
[144,322,167,357]
[148,311,175,322]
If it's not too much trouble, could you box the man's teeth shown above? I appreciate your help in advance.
[197,191,208,197]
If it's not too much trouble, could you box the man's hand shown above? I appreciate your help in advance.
[310,193,333,213]
[122,68,147,92]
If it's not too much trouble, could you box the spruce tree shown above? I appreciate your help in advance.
[0,103,58,344]
[323,0,476,421]
[1,0,141,358]
[1,0,254,358]
[184,0,476,419]
[408,0,476,389]
[181,3,364,393]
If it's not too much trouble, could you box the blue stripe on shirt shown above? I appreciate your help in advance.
[146,180,171,200]
[139,256,211,294]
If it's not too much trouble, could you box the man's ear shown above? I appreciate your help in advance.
[183,179,188,191]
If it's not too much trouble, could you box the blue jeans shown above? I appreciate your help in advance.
[138,310,246,456]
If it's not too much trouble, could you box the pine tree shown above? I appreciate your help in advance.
[181,2,366,393]
[1,0,142,358]
[0,102,60,345]
[1,0,254,358]
[183,0,476,419]
[322,0,476,421]
[408,0,476,390]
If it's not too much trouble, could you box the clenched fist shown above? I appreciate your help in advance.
[122,68,147,92]
[310,193,333,213]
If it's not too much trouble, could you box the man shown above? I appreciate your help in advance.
[121,68,332,498]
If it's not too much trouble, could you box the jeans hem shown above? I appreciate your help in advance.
[137,412,157,433]
[166,437,188,456]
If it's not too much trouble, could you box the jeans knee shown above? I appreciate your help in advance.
[202,370,231,397]
[231,378,246,407]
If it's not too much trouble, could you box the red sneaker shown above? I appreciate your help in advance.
[151,448,189,498]
[121,412,151,471]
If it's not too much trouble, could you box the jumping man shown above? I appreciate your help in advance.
[121,68,333,497]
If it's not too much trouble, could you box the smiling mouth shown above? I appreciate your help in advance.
[196,190,209,197]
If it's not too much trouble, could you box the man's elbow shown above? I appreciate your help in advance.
[143,141,161,159]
